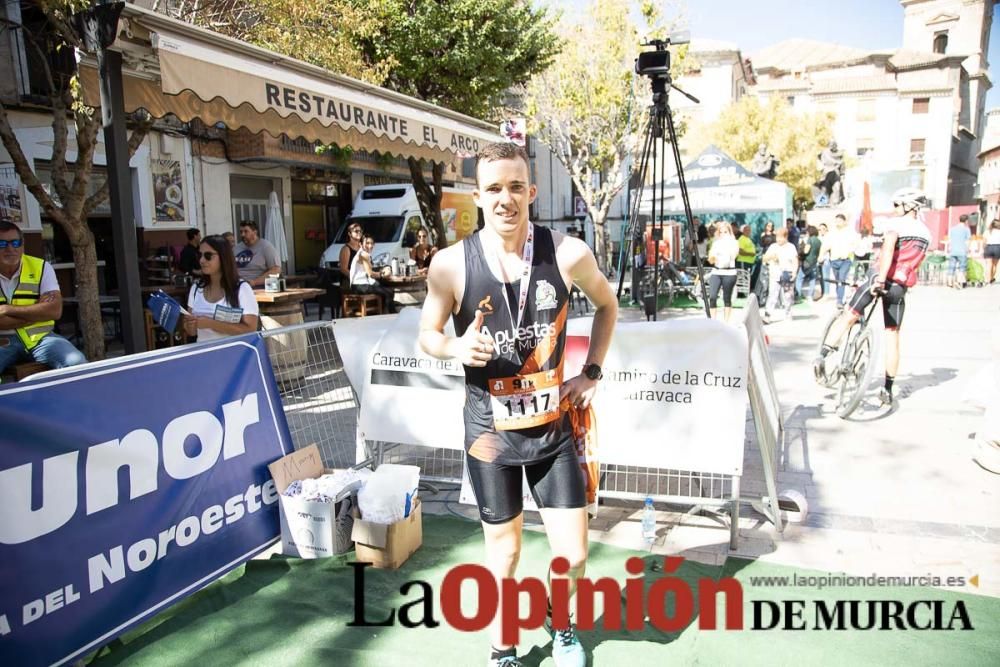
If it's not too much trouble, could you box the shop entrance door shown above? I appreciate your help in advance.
[292,203,325,271]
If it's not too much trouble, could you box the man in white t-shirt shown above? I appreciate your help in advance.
[762,227,799,322]
[234,220,281,286]
[0,221,85,375]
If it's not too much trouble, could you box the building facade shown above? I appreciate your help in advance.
[672,38,754,129]
[978,141,1000,224]
[750,0,994,208]
[0,2,491,281]
[529,138,628,251]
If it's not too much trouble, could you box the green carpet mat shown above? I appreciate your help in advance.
[88,513,1000,666]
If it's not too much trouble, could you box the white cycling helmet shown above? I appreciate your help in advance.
[891,187,929,213]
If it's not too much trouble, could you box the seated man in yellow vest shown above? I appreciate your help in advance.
[0,221,85,375]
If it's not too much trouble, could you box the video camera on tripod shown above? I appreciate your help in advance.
[619,31,711,321]
[634,34,687,79]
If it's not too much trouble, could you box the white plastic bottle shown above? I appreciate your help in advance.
[641,496,656,545]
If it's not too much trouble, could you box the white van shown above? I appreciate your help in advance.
[320,184,481,271]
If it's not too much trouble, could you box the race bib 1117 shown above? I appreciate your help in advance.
[488,366,562,431]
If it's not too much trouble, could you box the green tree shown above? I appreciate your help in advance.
[698,96,834,210]
[163,0,558,120]
[353,0,559,121]
[155,0,391,83]
[524,0,687,269]
[351,0,560,247]
[0,1,152,361]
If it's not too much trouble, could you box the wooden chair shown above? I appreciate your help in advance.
[1,361,50,383]
[16,362,50,380]
[144,311,192,349]
[342,293,383,317]
[314,268,343,320]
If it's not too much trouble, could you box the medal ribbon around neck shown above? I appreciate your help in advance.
[494,223,534,337]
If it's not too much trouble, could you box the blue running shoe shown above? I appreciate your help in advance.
[487,652,523,667]
[548,622,586,667]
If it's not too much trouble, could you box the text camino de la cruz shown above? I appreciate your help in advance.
[602,368,743,403]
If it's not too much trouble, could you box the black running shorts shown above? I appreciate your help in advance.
[465,441,586,524]
[847,274,908,330]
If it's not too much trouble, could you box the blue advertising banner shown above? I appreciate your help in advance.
[0,335,291,666]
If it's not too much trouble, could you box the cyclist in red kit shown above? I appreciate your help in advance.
[815,188,931,405]
[419,142,617,666]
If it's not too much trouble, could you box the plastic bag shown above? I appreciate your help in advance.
[358,464,420,524]
[282,468,371,504]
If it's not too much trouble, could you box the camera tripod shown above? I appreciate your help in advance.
[617,40,711,320]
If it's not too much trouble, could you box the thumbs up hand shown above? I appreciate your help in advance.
[453,309,494,367]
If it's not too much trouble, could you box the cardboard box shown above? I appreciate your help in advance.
[352,499,422,569]
[268,444,356,559]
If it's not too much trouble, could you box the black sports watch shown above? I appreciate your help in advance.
[583,363,603,381]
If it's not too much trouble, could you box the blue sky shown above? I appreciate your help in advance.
[544,0,999,109]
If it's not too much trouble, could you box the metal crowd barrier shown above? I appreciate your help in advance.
[374,443,741,547]
[918,255,947,285]
[260,321,361,468]
[741,295,784,534]
[262,318,765,549]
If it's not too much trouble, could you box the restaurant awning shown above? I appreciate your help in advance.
[79,4,499,163]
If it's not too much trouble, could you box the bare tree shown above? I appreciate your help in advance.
[525,0,687,271]
[407,159,447,249]
[0,5,152,360]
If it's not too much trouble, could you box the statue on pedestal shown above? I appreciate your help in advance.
[751,143,779,179]
[811,140,845,206]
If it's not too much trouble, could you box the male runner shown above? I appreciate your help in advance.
[419,141,617,667]
[815,188,931,405]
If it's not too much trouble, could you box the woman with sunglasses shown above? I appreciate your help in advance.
[183,235,259,341]
[339,222,364,282]
[409,227,437,274]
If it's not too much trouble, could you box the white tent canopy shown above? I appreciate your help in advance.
[639,145,792,218]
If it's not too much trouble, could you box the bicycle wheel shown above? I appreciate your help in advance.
[814,311,841,388]
[663,280,675,308]
[836,325,878,418]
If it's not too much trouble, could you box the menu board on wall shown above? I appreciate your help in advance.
[151,159,186,223]
[0,164,23,224]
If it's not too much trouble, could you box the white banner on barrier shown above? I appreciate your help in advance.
[341,309,747,475]
[333,312,397,403]
[358,308,465,448]
[569,317,747,475]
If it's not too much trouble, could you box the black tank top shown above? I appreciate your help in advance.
[339,246,359,285]
[453,225,572,465]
